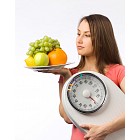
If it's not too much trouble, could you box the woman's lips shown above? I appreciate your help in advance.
[77,46,84,50]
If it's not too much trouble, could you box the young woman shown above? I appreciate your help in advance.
[40,14,125,140]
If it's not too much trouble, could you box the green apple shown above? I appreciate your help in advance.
[34,52,49,66]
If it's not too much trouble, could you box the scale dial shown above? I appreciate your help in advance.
[67,72,107,113]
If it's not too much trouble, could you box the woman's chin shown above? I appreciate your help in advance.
[77,51,84,56]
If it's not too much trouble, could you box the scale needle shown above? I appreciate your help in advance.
[82,89,96,104]
[89,96,96,104]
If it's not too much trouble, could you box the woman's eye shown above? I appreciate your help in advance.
[85,34,91,37]
[77,33,91,37]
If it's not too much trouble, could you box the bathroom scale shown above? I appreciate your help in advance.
[62,71,125,140]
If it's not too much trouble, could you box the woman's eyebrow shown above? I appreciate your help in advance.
[77,29,90,33]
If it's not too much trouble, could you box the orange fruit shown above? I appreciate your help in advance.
[48,48,67,65]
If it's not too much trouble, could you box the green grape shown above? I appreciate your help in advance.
[34,43,39,48]
[43,36,49,42]
[39,39,43,43]
[44,42,49,47]
[55,39,59,43]
[28,50,33,56]
[30,46,35,52]
[48,43,52,48]
[45,47,50,52]
[56,42,60,46]
[34,49,40,54]
[26,52,29,55]
[51,39,55,43]
[35,40,40,44]
[55,45,60,48]
[35,48,40,52]
[43,36,47,40]
[34,50,38,54]
[53,41,59,47]
[29,42,34,47]
[49,47,53,51]
[40,38,45,44]
[38,43,43,47]
[48,38,53,43]
[40,47,45,52]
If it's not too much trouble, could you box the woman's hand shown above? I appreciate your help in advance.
[80,112,125,140]
[80,124,110,140]
[37,68,71,78]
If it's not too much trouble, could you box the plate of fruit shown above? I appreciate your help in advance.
[25,62,74,70]
[24,35,74,71]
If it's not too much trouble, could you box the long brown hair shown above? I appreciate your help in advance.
[76,14,122,74]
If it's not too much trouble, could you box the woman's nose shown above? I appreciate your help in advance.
[77,35,83,44]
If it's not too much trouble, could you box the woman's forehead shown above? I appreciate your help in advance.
[78,20,90,32]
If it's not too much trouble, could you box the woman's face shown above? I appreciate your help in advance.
[76,20,93,56]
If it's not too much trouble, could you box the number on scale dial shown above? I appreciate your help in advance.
[67,73,107,113]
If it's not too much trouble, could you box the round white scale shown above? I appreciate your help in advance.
[62,71,125,140]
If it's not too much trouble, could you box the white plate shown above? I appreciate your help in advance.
[25,62,74,71]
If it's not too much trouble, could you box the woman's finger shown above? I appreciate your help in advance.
[84,133,90,139]
[80,124,92,130]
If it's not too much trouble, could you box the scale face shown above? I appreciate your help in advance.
[67,72,107,113]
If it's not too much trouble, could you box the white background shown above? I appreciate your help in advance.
[14,0,125,140]
[4,0,140,140]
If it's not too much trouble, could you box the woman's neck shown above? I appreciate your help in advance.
[81,56,98,72]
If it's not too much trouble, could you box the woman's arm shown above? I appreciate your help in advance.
[104,112,125,134]
[120,77,125,93]
[59,83,72,124]
[58,69,72,124]
[80,112,125,140]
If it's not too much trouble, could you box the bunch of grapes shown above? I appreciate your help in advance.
[26,35,61,57]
